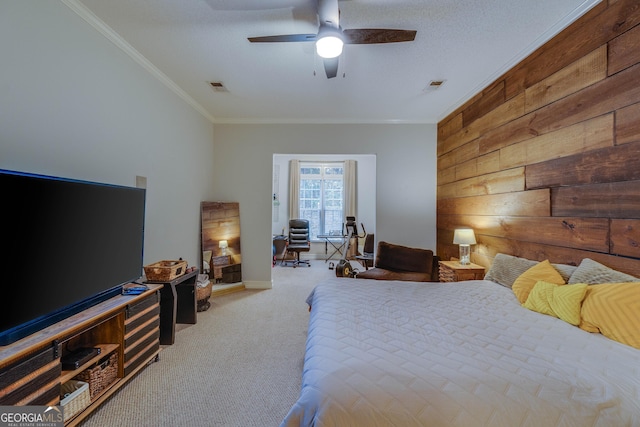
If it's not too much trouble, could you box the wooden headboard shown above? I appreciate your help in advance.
[435,1,640,278]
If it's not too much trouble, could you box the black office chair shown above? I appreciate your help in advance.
[284,219,311,267]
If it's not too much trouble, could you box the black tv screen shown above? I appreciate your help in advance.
[0,169,145,346]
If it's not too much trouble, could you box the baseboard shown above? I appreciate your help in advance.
[243,280,272,290]
[211,283,245,296]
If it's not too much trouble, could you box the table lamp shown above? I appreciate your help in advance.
[453,229,476,265]
[219,240,228,256]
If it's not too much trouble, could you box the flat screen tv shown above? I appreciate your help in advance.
[0,169,145,346]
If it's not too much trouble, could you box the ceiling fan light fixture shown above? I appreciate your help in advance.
[316,27,344,59]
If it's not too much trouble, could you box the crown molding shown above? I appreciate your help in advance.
[61,0,218,125]
[63,0,600,127]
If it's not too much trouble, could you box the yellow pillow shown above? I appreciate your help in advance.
[523,281,588,325]
[512,260,565,303]
[522,281,556,317]
[579,282,640,349]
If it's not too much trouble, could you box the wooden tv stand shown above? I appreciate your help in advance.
[0,285,162,426]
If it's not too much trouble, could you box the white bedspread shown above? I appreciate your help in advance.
[281,278,640,427]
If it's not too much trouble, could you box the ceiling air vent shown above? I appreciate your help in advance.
[423,80,445,92]
[208,81,228,92]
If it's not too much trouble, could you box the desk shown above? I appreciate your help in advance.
[317,234,348,262]
[145,268,198,345]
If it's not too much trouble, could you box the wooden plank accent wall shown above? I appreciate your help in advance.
[437,0,640,278]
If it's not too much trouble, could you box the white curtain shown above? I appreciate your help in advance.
[289,158,356,224]
[344,160,357,218]
[288,159,300,220]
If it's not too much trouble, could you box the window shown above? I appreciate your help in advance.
[299,162,344,240]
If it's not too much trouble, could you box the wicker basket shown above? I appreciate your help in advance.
[144,260,188,282]
[196,280,213,312]
[73,353,118,400]
[60,380,90,422]
[196,281,212,301]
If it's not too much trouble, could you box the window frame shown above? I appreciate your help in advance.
[298,161,345,241]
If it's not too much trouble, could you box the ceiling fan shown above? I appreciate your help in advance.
[248,0,417,79]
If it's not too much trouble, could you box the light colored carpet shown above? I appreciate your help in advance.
[80,261,337,427]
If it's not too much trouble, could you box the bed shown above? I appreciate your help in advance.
[281,265,640,426]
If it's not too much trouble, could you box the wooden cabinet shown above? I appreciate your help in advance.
[0,286,161,426]
[439,261,485,282]
[210,256,241,284]
[222,263,242,283]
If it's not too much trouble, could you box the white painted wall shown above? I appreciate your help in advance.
[0,2,437,290]
[212,124,437,288]
[0,1,215,269]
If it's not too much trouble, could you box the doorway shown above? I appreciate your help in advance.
[271,154,376,273]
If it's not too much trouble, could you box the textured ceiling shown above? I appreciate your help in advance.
[71,0,601,124]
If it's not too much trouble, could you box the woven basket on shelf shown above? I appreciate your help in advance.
[73,353,118,400]
[60,380,90,422]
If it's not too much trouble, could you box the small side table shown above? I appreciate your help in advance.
[439,260,485,282]
[145,268,198,345]
[211,255,231,282]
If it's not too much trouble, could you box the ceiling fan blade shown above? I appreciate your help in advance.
[323,57,339,79]
[318,0,340,28]
[343,29,417,44]
[248,34,317,43]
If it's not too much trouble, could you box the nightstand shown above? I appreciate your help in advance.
[439,260,485,282]
[211,255,231,282]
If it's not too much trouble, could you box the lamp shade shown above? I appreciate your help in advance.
[218,240,228,249]
[453,229,476,245]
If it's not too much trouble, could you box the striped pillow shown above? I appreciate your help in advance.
[523,281,588,325]
[512,260,565,304]
[579,282,640,349]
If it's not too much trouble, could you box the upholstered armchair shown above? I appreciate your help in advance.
[355,241,439,282]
